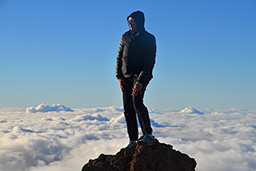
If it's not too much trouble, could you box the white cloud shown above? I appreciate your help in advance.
[0,106,256,171]
[26,104,74,113]
[72,114,109,122]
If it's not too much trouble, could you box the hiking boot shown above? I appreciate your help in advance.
[125,141,136,148]
[137,133,156,146]
[137,135,145,141]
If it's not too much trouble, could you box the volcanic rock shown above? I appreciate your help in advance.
[81,140,196,171]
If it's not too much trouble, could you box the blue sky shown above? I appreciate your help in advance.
[0,0,255,109]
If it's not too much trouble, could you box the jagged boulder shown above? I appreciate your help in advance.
[81,140,196,171]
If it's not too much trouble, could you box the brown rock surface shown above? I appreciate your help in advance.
[81,140,196,171]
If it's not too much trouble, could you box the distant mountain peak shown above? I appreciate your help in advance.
[180,107,204,114]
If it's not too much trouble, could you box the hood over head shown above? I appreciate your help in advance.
[127,11,145,31]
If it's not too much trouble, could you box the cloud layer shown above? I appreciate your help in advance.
[0,105,256,171]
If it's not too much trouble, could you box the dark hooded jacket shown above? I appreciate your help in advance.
[116,11,156,84]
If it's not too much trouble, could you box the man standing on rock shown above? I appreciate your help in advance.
[116,11,156,147]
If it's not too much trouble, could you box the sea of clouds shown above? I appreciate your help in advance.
[0,104,256,171]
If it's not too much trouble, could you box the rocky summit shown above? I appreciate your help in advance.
[81,140,196,171]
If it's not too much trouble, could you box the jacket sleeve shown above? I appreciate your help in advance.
[138,35,156,84]
[116,35,124,79]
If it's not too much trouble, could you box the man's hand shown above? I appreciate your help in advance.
[118,79,125,92]
[132,81,143,96]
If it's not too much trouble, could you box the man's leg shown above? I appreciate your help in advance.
[132,80,153,135]
[122,78,138,141]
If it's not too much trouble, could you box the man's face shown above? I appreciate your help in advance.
[128,17,137,32]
